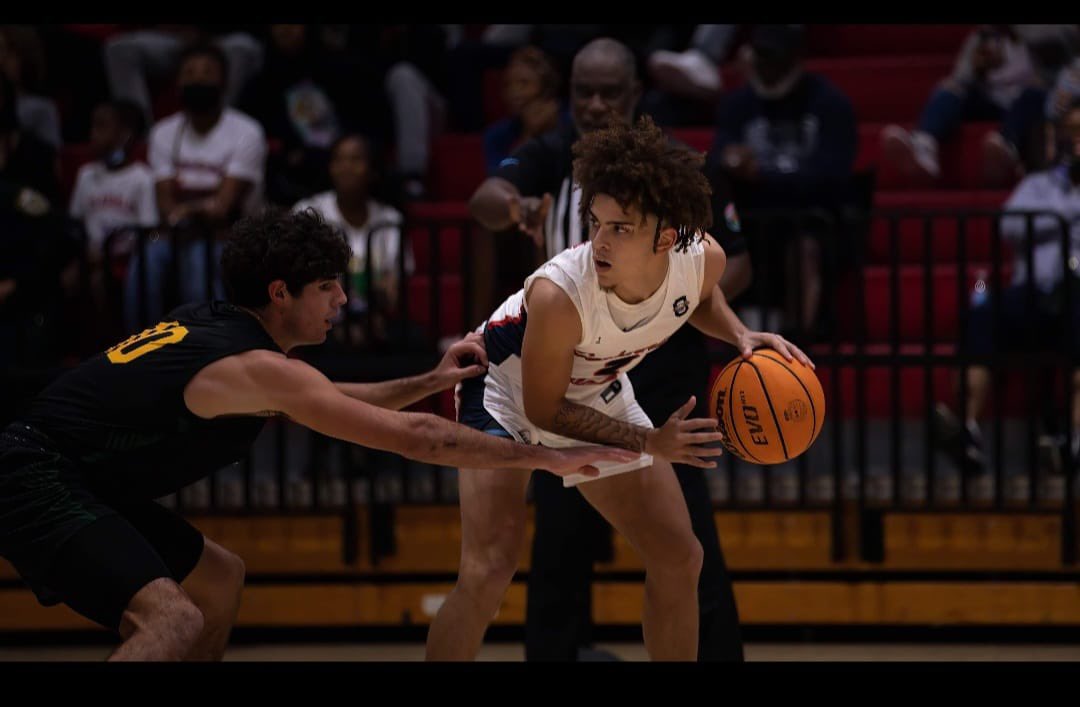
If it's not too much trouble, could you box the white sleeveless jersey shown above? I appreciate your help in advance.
[470,239,707,485]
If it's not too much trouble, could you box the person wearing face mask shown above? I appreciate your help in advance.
[709,24,857,343]
[124,42,267,335]
[103,25,263,132]
[933,97,1080,486]
[69,100,158,342]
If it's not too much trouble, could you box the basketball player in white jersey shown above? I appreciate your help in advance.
[426,116,813,661]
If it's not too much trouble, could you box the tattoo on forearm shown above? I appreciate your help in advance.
[551,400,647,452]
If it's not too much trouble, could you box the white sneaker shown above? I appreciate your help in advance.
[882,125,941,183]
[648,49,722,101]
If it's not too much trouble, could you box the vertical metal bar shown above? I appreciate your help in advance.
[889,213,902,508]
[854,210,868,521]
[137,229,149,331]
[431,222,442,349]
[1060,212,1077,563]
[924,215,937,507]
[243,453,254,511]
[991,211,1005,508]
[462,219,474,339]
[1025,212,1038,508]
[957,211,970,505]
[276,419,287,510]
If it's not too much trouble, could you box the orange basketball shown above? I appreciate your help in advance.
[708,348,825,465]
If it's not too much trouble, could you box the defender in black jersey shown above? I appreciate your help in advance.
[0,208,635,661]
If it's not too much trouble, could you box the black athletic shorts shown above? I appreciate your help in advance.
[0,422,205,631]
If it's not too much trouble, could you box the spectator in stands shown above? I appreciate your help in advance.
[36,25,116,143]
[292,134,411,347]
[935,98,1080,480]
[0,73,80,370]
[881,25,1064,187]
[238,24,358,206]
[482,46,567,175]
[69,99,157,336]
[103,25,263,129]
[709,24,857,340]
[323,25,452,202]
[981,26,1080,185]
[0,26,62,150]
[124,42,266,333]
[642,24,738,126]
[0,73,59,210]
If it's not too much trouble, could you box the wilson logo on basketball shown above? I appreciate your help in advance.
[784,400,809,422]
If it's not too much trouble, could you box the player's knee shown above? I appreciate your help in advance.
[684,537,705,579]
[458,545,520,597]
[198,544,246,623]
[651,535,703,583]
[119,578,205,656]
[214,549,246,615]
[219,548,246,597]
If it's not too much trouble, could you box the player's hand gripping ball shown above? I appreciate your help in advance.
[709,348,825,464]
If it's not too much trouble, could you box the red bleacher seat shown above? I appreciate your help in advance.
[862,123,1007,190]
[874,189,1011,210]
[483,69,508,125]
[722,55,954,123]
[59,143,96,203]
[867,208,1012,265]
[407,223,464,275]
[406,201,471,222]
[406,274,466,338]
[669,127,713,154]
[805,24,973,57]
[430,133,487,201]
[853,263,1015,344]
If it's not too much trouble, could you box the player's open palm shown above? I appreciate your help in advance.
[645,396,725,468]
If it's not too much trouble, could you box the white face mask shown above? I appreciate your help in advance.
[749,66,804,100]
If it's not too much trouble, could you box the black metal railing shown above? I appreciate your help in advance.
[6,207,1077,567]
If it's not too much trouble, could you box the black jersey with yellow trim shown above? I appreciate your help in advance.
[21,301,281,500]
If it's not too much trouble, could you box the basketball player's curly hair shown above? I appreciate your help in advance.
[573,115,712,252]
[222,207,351,308]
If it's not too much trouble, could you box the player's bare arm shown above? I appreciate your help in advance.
[183,350,636,477]
[333,332,489,411]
